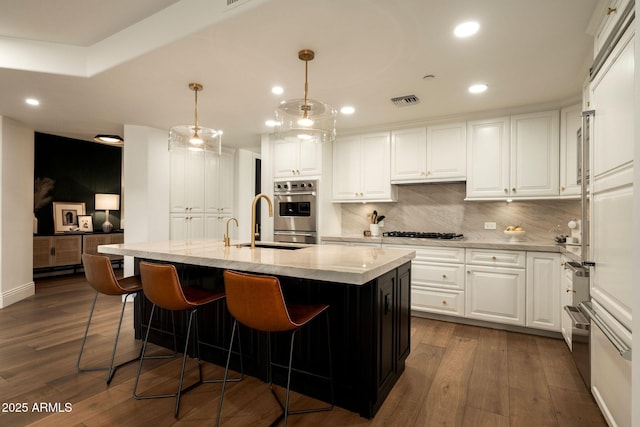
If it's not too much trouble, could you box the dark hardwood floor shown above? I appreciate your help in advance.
[0,273,606,426]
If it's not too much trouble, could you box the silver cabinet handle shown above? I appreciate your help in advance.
[581,302,632,361]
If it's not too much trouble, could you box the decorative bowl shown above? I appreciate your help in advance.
[504,230,526,242]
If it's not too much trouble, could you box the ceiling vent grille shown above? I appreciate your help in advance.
[227,0,240,6]
[390,94,420,107]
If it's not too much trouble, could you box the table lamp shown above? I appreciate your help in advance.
[95,193,120,233]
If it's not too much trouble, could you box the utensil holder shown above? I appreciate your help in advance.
[369,224,380,237]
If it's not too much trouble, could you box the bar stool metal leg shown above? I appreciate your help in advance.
[77,290,142,384]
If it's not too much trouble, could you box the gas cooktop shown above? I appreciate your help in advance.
[382,231,464,240]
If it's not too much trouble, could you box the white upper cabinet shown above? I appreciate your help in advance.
[333,132,397,202]
[170,147,206,213]
[205,148,236,214]
[593,0,631,57]
[559,104,582,197]
[510,110,560,198]
[426,123,467,182]
[391,123,466,184]
[273,138,322,178]
[390,128,427,182]
[466,110,560,200]
[466,117,510,199]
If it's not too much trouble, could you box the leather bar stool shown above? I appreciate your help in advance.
[77,253,143,384]
[134,261,242,418]
[216,270,334,426]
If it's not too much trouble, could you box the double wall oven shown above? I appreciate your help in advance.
[273,180,318,244]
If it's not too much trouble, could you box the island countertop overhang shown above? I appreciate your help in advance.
[98,239,416,285]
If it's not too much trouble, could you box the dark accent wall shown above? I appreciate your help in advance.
[34,133,122,234]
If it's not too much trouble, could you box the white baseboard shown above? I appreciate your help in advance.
[0,281,35,308]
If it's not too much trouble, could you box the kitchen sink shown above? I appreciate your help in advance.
[237,242,306,250]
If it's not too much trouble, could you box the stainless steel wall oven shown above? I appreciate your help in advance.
[273,180,318,244]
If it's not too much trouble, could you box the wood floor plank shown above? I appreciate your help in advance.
[418,336,477,426]
[0,274,607,426]
[466,326,510,417]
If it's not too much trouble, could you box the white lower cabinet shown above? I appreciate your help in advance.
[465,249,526,326]
[170,214,204,241]
[526,252,561,331]
[590,300,632,427]
[385,245,465,317]
[465,265,526,326]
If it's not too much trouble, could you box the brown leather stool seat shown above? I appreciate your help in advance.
[134,261,242,418]
[216,270,334,426]
[77,253,143,384]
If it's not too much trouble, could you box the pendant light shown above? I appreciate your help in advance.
[169,83,223,154]
[274,49,337,143]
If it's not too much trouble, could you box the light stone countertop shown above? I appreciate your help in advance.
[98,239,416,285]
[320,234,583,262]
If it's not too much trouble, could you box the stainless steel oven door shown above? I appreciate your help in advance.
[274,192,317,233]
[273,231,317,244]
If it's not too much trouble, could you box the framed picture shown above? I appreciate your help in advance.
[77,215,93,232]
[53,202,86,233]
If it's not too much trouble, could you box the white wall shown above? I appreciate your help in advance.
[122,125,170,276]
[236,148,259,243]
[0,117,35,308]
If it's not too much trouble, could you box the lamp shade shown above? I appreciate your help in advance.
[95,194,120,211]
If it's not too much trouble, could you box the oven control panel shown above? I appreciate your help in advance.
[274,180,317,193]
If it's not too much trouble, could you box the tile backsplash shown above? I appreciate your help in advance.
[340,183,581,242]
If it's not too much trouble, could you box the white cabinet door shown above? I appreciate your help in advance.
[333,132,395,202]
[333,135,361,200]
[273,139,321,178]
[217,149,236,214]
[170,214,204,241]
[426,122,466,181]
[466,117,510,198]
[391,127,427,182]
[526,252,561,331]
[360,132,392,199]
[273,139,300,177]
[510,110,560,197]
[465,265,525,326]
[170,148,205,213]
[591,25,634,179]
[298,139,322,176]
[559,104,582,197]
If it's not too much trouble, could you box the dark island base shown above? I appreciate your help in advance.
[133,259,411,419]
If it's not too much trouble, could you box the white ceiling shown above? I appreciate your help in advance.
[0,0,601,150]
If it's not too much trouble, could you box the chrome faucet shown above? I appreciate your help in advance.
[250,193,273,248]
[224,217,238,247]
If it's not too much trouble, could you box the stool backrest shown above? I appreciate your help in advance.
[139,262,192,311]
[223,270,296,332]
[82,253,125,295]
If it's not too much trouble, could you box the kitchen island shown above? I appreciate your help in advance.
[99,239,415,419]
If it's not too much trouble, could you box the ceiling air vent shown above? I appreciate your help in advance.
[227,0,239,5]
[390,94,420,107]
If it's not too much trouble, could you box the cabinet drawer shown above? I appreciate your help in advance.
[385,245,464,263]
[412,287,464,316]
[412,262,464,290]
[465,248,525,268]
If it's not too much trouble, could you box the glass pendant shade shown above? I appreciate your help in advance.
[169,83,222,154]
[274,49,337,143]
[169,125,222,154]
[275,98,337,143]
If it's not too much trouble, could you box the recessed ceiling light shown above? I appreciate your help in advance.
[271,86,283,95]
[94,134,124,145]
[468,83,488,94]
[265,120,280,127]
[454,21,480,38]
[340,106,355,115]
[25,98,40,106]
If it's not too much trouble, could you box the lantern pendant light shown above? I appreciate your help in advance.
[275,49,337,143]
[169,83,223,154]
